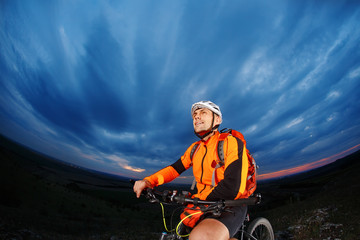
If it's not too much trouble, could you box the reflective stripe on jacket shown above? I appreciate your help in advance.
[144,131,249,200]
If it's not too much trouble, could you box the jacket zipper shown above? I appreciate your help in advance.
[199,184,206,194]
[199,145,207,187]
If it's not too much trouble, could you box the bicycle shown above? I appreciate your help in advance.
[131,180,274,240]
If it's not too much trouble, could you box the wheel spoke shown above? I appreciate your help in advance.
[253,224,271,240]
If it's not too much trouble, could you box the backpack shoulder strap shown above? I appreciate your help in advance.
[217,128,247,165]
[217,130,231,166]
[190,142,200,161]
[190,142,201,190]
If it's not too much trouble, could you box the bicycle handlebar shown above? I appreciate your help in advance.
[131,179,261,208]
[170,191,261,206]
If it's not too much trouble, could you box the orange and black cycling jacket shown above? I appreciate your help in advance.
[144,131,249,200]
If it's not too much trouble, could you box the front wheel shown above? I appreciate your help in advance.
[246,217,274,240]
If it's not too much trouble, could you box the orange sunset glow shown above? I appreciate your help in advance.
[258,144,360,180]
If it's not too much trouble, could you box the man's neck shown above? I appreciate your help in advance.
[202,130,218,142]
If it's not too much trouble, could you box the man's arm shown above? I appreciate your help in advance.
[206,160,242,200]
[144,161,183,187]
[133,142,195,197]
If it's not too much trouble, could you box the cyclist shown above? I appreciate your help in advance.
[133,101,249,240]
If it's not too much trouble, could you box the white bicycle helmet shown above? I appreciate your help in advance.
[191,100,222,123]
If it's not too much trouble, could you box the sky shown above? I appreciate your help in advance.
[1,0,360,184]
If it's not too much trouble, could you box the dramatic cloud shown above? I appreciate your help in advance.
[1,0,359,183]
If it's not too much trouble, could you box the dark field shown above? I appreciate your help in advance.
[1,135,359,239]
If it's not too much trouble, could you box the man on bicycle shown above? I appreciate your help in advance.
[134,101,250,240]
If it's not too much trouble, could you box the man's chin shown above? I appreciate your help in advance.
[194,128,204,133]
[195,130,208,135]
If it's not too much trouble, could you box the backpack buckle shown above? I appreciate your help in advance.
[220,128,231,133]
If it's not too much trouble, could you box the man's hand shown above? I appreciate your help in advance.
[133,179,152,198]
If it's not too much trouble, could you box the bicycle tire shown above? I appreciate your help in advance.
[246,217,274,240]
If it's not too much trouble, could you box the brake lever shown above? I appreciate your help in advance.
[146,188,159,203]
[130,180,159,203]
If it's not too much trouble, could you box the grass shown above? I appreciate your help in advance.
[0,142,165,239]
[257,155,360,240]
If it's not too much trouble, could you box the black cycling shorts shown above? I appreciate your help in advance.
[203,205,248,237]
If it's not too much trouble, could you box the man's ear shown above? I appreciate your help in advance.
[214,114,222,125]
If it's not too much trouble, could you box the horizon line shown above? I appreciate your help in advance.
[257,143,360,180]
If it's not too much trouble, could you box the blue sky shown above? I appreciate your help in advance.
[1,0,360,183]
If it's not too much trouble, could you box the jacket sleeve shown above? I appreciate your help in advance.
[206,136,249,200]
[144,143,195,187]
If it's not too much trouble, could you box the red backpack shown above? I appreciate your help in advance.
[217,129,257,198]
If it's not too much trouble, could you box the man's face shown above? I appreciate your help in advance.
[192,108,221,133]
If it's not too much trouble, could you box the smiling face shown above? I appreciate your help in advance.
[192,108,221,133]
